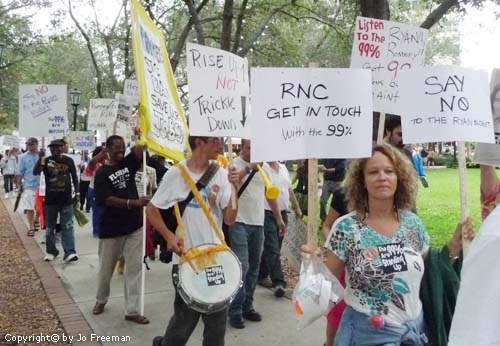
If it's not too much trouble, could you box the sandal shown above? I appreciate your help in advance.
[27,229,35,237]
[125,314,150,324]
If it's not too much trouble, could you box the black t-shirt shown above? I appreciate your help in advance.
[330,189,348,216]
[321,159,346,182]
[41,155,78,205]
[94,153,142,238]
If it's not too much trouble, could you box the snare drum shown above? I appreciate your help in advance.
[177,244,242,314]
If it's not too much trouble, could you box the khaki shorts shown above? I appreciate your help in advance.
[19,189,36,212]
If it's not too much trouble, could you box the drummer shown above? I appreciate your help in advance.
[147,136,240,346]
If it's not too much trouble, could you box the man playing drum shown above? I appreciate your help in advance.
[147,136,240,346]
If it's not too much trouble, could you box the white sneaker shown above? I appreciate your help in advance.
[44,254,56,261]
[64,253,78,263]
[4,193,8,199]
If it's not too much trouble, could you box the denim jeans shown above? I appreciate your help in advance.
[334,306,428,346]
[259,210,288,287]
[44,204,76,258]
[157,265,227,346]
[228,222,264,317]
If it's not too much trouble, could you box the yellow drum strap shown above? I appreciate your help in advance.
[175,163,230,271]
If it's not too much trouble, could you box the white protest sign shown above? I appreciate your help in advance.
[18,84,68,137]
[116,94,134,123]
[250,68,373,162]
[115,120,134,143]
[1,135,22,148]
[350,17,428,114]
[69,131,95,151]
[473,68,500,165]
[123,79,139,104]
[87,99,118,130]
[186,43,250,138]
[399,66,494,144]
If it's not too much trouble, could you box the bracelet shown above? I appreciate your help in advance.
[127,199,130,209]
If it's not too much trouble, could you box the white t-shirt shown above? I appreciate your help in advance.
[448,205,500,346]
[262,162,291,211]
[233,156,265,226]
[150,161,231,264]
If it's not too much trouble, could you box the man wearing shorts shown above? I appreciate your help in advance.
[16,137,41,236]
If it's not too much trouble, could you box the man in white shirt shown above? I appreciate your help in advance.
[147,136,240,346]
[228,139,286,329]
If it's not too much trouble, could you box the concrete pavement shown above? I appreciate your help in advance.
[6,197,326,346]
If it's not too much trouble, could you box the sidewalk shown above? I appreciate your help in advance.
[5,197,326,346]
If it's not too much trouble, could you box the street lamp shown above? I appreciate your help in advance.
[70,88,81,131]
[0,42,6,67]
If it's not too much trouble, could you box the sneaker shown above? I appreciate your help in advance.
[64,253,79,263]
[243,309,262,322]
[229,315,245,329]
[4,193,8,199]
[273,284,286,298]
[44,253,57,261]
[152,336,163,346]
[257,277,272,288]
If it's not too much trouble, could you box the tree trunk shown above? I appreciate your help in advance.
[359,0,390,20]
[221,0,234,51]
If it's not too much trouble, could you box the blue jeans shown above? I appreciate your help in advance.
[259,210,287,287]
[228,222,264,317]
[334,306,428,346]
[44,204,76,258]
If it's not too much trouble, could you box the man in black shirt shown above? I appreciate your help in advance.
[91,135,150,325]
[319,159,346,221]
[33,139,79,262]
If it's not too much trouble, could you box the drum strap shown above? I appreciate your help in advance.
[176,163,230,271]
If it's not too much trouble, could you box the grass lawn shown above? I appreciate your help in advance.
[417,168,482,247]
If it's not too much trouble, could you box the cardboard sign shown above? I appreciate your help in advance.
[186,43,250,138]
[1,135,22,148]
[473,68,500,165]
[69,131,95,151]
[18,84,68,137]
[350,17,428,114]
[123,79,139,104]
[250,68,373,162]
[131,0,188,161]
[116,94,134,123]
[399,66,494,144]
[87,99,118,130]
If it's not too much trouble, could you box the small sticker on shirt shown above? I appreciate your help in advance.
[377,243,408,274]
[205,265,226,286]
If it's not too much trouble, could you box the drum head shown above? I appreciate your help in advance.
[179,245,242,305]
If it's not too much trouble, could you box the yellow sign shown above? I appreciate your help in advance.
[131,0,188,161]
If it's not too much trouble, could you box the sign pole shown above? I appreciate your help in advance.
[377,113,386,144]
[307,62,319,246]
[457,141,471,256]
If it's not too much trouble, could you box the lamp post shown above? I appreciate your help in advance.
[0,42,5,67]
[70,88,81,131]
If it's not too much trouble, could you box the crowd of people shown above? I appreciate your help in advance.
[3,111,499,346]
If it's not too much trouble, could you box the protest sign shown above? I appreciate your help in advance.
[250,68,373,162]
[1,135,22,148]
[19,84,68,137]
[186,43,250,138]
[87,99,118,130]
[350,17,428,114]
[69,131,95,151]
[473,68,500,165]
[115,120,134,143]
[131,0,188,161]
[124,79,139,104]
[399,66,494,144]
[116,94,134,123]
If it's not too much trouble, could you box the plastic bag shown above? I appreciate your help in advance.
[292,253,344,330]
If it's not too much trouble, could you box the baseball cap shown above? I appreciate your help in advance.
[48,139,65,147]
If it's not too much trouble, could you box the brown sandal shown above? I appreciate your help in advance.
[92,302,106,315]
[125,314,150,324]
[27,229,35,237]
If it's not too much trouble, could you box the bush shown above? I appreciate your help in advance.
[433,153,456,168]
